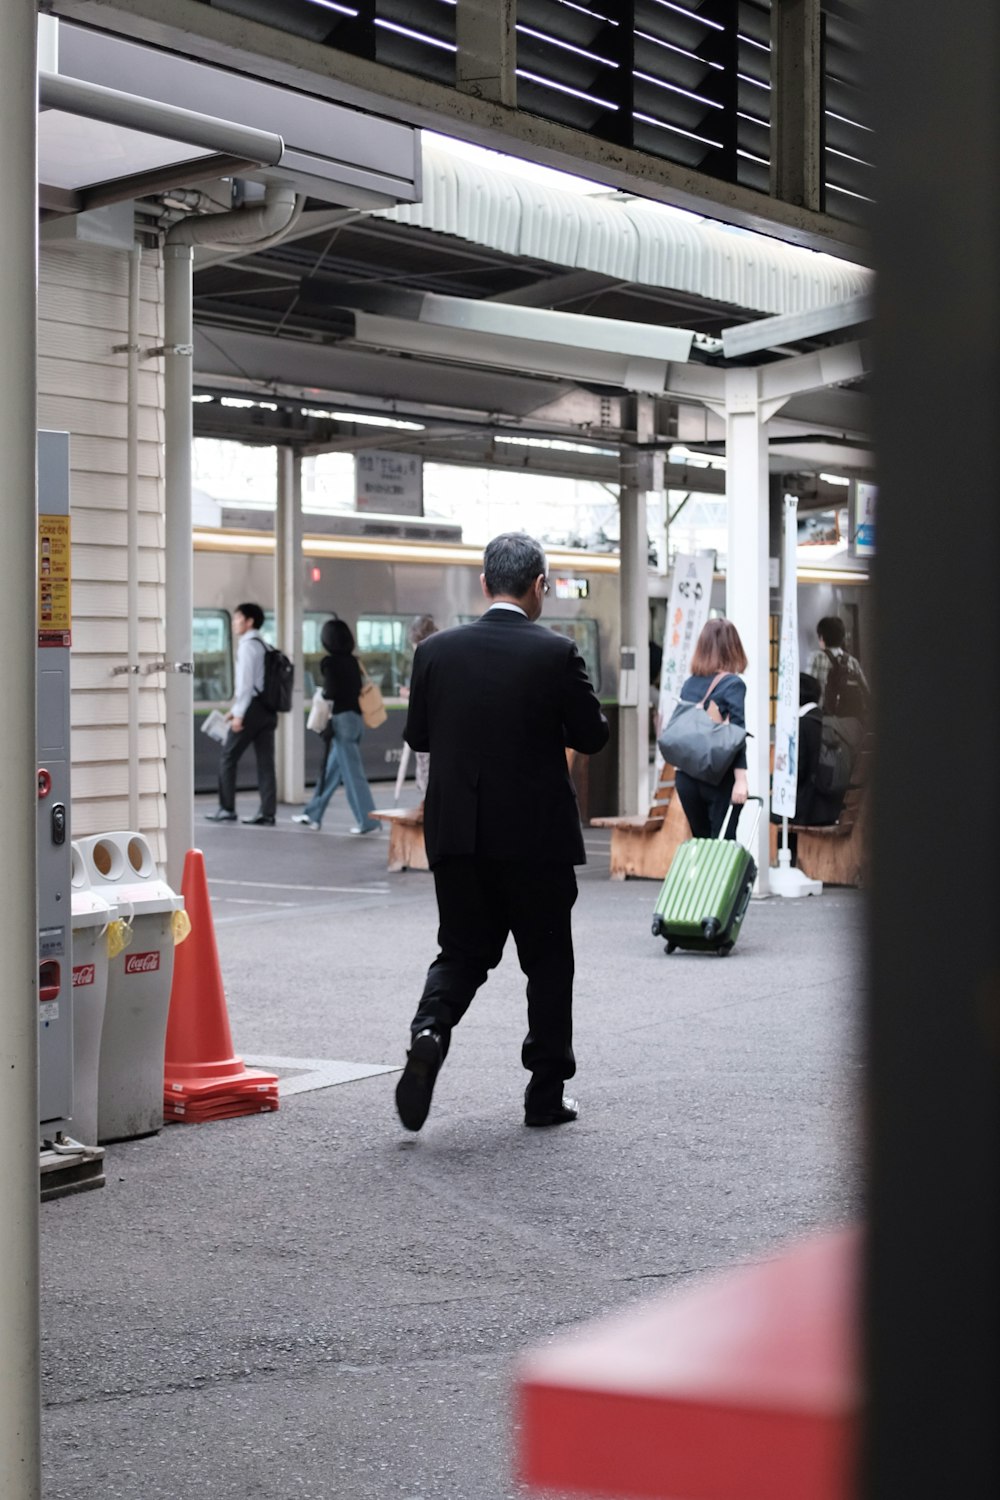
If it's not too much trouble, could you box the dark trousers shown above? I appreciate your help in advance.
[218,698,277,817]
[411,856,578,1112]
[675,769,742,841]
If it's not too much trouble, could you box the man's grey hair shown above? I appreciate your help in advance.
[482,532,547,599]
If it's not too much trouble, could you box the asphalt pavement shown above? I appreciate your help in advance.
[40,787,864,1500]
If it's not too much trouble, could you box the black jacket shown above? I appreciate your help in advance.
[404,609,609,866]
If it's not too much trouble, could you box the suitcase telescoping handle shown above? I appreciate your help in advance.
[719,794,763,849]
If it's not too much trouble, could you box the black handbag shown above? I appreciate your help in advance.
[657,672,748,785]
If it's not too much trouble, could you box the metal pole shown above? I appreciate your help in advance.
[617,431,650,815]
[163,244,194,890]
[126,242,142,831]
[275,446,305,805]
[0,2,41,1494]
[724,369,771,891]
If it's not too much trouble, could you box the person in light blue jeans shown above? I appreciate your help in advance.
[293,618,380,834]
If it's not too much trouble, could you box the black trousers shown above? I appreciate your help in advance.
[410,856,578,1112]
[675,769,743,840]
[218,698,277,817]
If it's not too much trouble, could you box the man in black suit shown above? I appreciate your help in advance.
[395,532,610,1133]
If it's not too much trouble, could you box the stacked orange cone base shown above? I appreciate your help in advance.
[164,849,279,1122]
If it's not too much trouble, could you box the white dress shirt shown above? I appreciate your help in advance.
[232,628,266,719]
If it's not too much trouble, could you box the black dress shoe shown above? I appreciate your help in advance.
[241,813,276,825]
[525,1095,579,1128]
[204,809,237,823]
[395,1030,443,1132]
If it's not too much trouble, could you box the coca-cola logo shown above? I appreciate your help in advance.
[72,964,95,987]
[124,950,160,975]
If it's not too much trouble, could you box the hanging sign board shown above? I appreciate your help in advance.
[772,495,800,818]
[852,480,877,557]
[355,451,423,515]
[38,513,72,648]
[655,552,714,764]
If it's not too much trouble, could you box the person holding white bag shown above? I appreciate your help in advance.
[292,618,380,834]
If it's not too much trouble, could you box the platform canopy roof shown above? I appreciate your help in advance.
[41,13,874,495]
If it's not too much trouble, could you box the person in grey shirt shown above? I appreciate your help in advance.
[205,602,277,825]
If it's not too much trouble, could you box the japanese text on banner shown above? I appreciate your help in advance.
[656,553,714,766]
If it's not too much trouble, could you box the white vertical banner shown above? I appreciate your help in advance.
[771,494,800,818]
[656,553,714,764]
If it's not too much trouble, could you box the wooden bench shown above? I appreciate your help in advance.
[786,744,872,888]
[590,761,691,881]
[368,807,429,872]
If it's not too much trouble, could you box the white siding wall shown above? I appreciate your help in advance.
[38,244,168,866]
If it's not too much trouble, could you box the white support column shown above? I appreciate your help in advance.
[617,397,653,814]
[724,369,771,891]
[275,447,305,806]
[163,244,194,890]
[0,7,41,1496]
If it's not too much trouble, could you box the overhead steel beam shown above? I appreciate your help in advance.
[350,309,677,394]
[48,0,870,261]
[489,269,624,309]
[348,290,695,364]
[722,293,874,359]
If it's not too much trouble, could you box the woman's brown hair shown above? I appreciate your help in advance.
[689,617,748,676]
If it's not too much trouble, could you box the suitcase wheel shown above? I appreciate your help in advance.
[651,916,662,937]
[718,942,734,957]
[664,940,677,955]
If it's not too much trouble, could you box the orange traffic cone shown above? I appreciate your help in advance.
[164,849,279,1121]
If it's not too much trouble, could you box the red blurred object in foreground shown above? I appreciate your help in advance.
[516,1225,859,1500]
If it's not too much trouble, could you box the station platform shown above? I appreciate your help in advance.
[39,789,863,1500]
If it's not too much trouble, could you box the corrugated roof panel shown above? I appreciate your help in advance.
[378,141,872,314]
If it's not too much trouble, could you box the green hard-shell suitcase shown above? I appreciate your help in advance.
[651,797,763,957]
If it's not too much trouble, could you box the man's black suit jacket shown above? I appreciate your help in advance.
[404,608,610,867]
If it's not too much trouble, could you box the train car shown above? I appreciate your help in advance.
[193,526,624,797]
[193,524,871,802]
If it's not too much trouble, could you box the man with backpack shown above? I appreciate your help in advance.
[205,601,281,826]
[807,616,870,810]
[808,615,870,719]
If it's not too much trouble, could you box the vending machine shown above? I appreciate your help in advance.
[37,430,74,1135]
[37,432,105,1197]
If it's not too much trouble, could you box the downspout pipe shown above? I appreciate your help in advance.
[126,242,141,833]
[161,182,299,889]
[0,11,41,1500]
[167,181,301,251]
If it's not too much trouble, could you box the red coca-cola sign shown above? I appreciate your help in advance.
[124,950,160,975]
[73,964,95,987]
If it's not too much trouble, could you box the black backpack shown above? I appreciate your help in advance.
[258,640,294,713]
[815,715,865,798]
[823,650,870,722]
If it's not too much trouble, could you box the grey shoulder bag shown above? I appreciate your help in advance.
[657,672,748,785]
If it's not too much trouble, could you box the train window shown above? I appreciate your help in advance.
[356,615,411,695]
[193,609,233,703]
[547,619,601,691]
[456,614,601,692]
[302,613,327,697]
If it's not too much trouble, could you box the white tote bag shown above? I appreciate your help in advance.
[306,687,332,734]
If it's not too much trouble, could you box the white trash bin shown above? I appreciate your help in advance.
[75,832,184,1143]
[69,843,115,1147]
